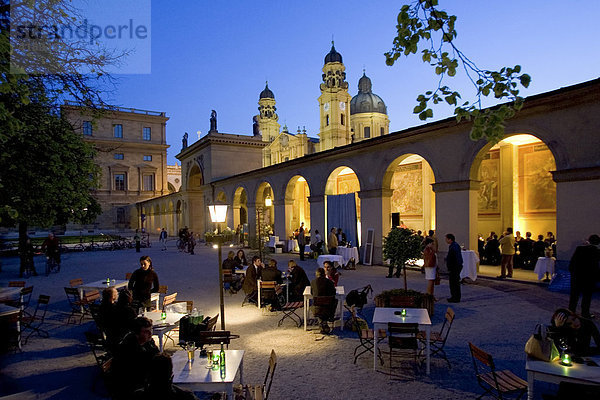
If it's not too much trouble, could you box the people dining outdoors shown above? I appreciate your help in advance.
[324,261,340,286]
[105,289,137,352]
[234,249,248,269]
[242,255,263,305]
[132,353,199,400]
[311,267,337,334]
[287,260,310,302]
[548,308,600,357]
[261,259,283,284]
[222,251,243,293]
[128,255,160,313]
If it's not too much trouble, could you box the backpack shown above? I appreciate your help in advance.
[345,284,372,309]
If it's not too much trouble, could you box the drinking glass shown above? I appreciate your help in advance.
[186,341,195,362]
[206,349,214,368]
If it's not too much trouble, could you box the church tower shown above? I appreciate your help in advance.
[350,71,389,142]
[256,82,281,166]
[318,43,352,151]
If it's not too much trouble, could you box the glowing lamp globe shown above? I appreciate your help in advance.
[208,204,228,223]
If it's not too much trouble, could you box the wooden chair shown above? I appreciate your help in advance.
[468,342,527,400]
[350,308,386,365]
[150,285,168,310]
[258,280,278,310]
[8,281,26,287]
[22,295,50,345]
[417,307,455,368]
[64,287,98,324]
[162,292,177,310]
[69,278,83,287]
[388,322,419,377]
[235,349,277,400]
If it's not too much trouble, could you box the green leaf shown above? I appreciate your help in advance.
[520,74,531,88]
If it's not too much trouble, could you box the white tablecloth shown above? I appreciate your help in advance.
[317,254,344,268]
[460,250,479,281]
[337,247,359,266]
[534,257,555,280]
[287,240,297,253]
[268,236,284,249]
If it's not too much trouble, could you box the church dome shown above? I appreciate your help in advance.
[324,43,343,64]
[350,73,387,115]
[259,83,275,100]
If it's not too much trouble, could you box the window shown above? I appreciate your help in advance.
[341,114,345,125]
[143,127,151,141]
[114,153,124,160]
[364,126,371,138]
[143,155,152,161]
[83,121,93,136]
[113,124,123,138]
[114,174,126,191]
[326,115,329,126]
[143,174,154,191]
[380,127,385,136]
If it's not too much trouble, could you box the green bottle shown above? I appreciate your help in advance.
[219,342,225,367]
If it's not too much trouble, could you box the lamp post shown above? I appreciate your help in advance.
[257,195,272,261]
[208,203,228,330]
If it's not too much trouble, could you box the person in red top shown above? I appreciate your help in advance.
[423,237,437,298]
[324,261,340,286]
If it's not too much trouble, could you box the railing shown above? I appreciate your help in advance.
[63,100,166,117]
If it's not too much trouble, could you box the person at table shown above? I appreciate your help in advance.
[498,227,515,279]
[423,237,437,298]
[549,308,600,357]
[234,249,248,269]
[106,289,137,351]
[98,287,118,335]
[132,353,198,400]
[41,232,61,267]
[112,316,159,398]
[519,231,535,269]
[287,260,310,302]
[324,261,340,286]
[128,255,159,313]
[261,259,283,283]
[532,234,548,259]
[568,234,600,319]
[223,250,243,293]
[311,267,337,334]
[327,228,338,255]
[297,222,306,261]
[242,255,263,305]
[445,233,463,303]
[336,228,347,247]
[310,229,324,255]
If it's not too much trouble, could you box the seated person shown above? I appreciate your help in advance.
[233,249,248,269]
[310,230,324,255]
[311,267,338,334]
[242,256,263,304]
[324,261,340,286]
[287,260,310,302]
[222,251,242,292]
[112,317,160,398]
[548,308,600,357]
[98,287,118,334]
[260,259,283,308]
[105,289,137,351]
[133,353,198,400]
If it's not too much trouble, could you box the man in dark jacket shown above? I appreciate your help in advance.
[568,234,600,318]
[133,353,198,400]
[445,233,463,303]
[288,260,310,302]
[311,267,337,333]
[242,256,263,304]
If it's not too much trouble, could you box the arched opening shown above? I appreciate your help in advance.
[382,154,436,235]
[255,182,274,238]
[168,182,176,193]
[471,134,557,268]
[325,166,361,247]
[233,187,248,242]
[188,165,202,189]
[285,175,311,238]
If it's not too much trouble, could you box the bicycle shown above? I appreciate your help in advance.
[176,238,189,253]
[45,255,60,276]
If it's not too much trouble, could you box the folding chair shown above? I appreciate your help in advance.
[418,307,455,368]
[350,308,386,365]
[64,287,98,324]
[235,349,277,400]
[312,296,338,334]
[388,322,419,377]
[6,286,34,317]
[258,281,278,312]
[162,292,177,310]
[84,330,110,367]
[150,285,168,310]
[468,342,527,400]
[278,301,303,328]
[8,281,26,287]
[22,295,50,344]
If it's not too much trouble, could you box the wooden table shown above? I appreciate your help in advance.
[144,310,187,351]
[303,285,345,331]
[0,287,22,302]
[373,307,431,375]
[172,349,244,400]
[0,304,21,349]
[526,357,600,400]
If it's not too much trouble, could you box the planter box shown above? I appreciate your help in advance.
[374,292,435,317]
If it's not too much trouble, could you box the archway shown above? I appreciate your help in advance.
[325,166,361,246]
[470,134,557,265]
[382,154,436,235]
[285,175,310,238]
[188,165,202,190]
[255,182,274,237]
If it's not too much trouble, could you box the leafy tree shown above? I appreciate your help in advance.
[385,0,531,143]
[382,227,424,290]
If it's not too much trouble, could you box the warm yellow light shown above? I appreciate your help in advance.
[297,176,306,182]
[265,196,272,207]
[338,167,354,176]
[208,204,228,223]
[212,244,219,249]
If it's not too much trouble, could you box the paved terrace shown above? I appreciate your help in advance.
[0,242,597,399]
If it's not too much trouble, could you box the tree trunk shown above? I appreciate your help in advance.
[18,221,28,274]
[403,263,408,290]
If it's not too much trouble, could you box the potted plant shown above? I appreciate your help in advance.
[374,288,435,316]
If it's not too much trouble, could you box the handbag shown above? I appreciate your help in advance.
[524,324,559,361]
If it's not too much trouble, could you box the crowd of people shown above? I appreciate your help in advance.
[478,230,557,269]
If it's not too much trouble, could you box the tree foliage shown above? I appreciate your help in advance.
[385,0,531,143]
[382,228,423,290]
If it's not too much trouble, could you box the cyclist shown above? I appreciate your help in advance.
[41,232,61,270]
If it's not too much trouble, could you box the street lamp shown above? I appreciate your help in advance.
[208,203,228,330]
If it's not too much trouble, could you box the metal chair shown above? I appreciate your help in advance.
[278,301,303,328]
[417,307,455,368]
[388,322,419,377]
[235,349,277,400]
[6,286,34,317]
[350,308,386,365]
[22,295,50,344]
[468,342,527,400]
[64,287,98,324]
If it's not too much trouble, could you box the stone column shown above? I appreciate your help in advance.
[246,202,257,244]
[358,188,393,265]
[273,197,287,240]
[308,194,326,250]
[432,180,479,262]
[553,167,600,268]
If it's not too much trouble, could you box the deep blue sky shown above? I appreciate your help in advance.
[106,0,600,165]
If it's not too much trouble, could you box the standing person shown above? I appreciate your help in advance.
[19,236,38,277]
[128,256,159,313]
[498,228,515,278]
[310,229,324,255]
[134,229,141,253]
[520,231,535,269]
[242,255,263,305]
[445,233,463,303]
[41,232,61,267]
[327,228,338,255]
[187,232,196,255]
[337,228,347,247]
[287,260,310,302]
[568,234,600,319]
[297,222,306,261]
[533,234,548,259]
[423,237,437,298]
[159,228,167,251]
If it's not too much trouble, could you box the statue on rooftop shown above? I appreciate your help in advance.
[210,110,217,132]
[182,132,188,150]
